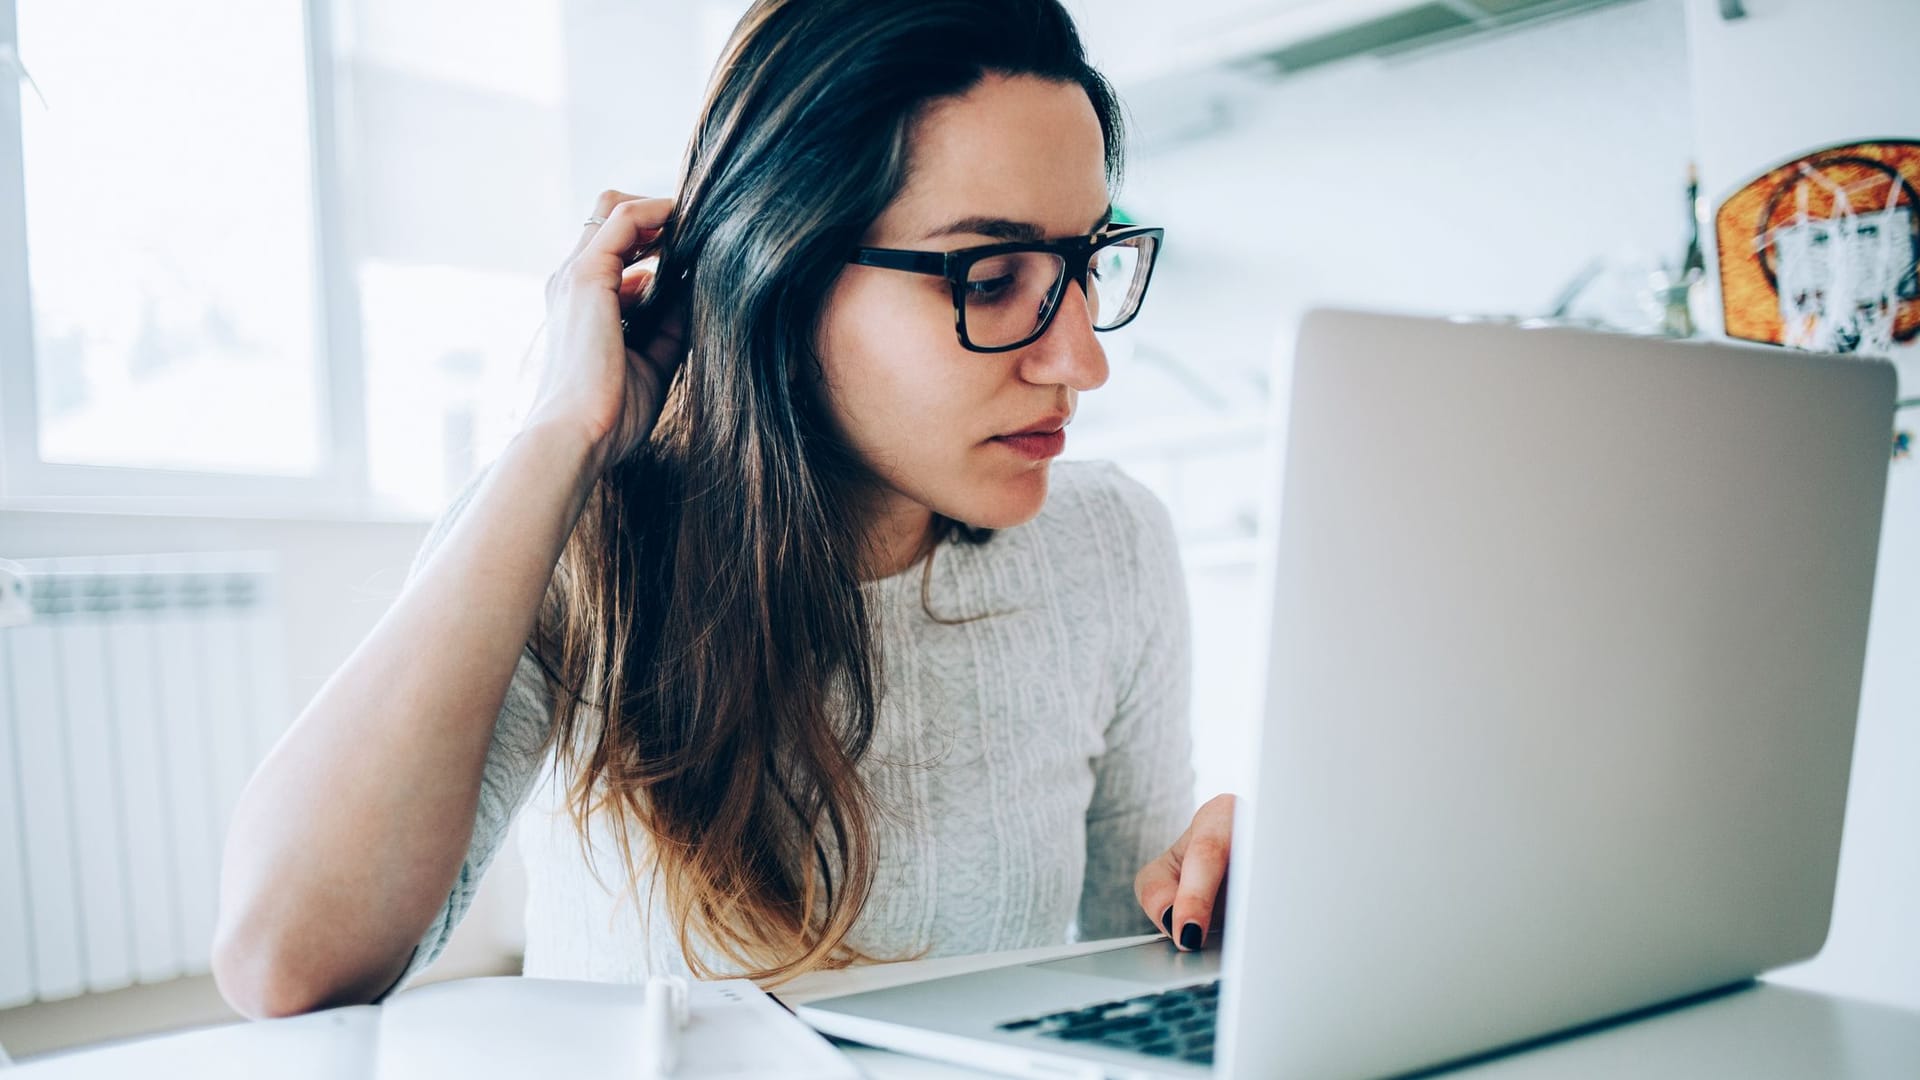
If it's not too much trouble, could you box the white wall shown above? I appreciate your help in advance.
[1110,0,1695,387]
[1682,0,1920,1012]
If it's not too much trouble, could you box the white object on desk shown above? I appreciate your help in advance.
[13,976,857,1080]
[641,974,690,1076]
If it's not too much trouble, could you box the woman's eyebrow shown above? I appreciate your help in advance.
[923,205,1114,242]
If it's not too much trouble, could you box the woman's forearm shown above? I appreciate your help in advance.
[212,420,602,1017]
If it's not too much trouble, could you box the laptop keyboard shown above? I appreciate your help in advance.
[995,980,1219,1066]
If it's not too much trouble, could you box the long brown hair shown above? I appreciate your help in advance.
[531,0,1127,982]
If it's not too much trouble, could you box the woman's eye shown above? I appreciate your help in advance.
[966,275,1017,303]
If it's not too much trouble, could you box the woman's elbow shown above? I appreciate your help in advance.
[211,923,389,1020]
[213,930,309,1019]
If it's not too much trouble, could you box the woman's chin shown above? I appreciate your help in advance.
[952,464,1051,530]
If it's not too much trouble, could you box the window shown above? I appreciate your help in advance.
[0,0,570,517]
[0,0,349,511]
[17,1,323,477]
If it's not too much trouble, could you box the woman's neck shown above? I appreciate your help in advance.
[861,495,938,582]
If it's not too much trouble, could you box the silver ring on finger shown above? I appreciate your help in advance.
[583,214,607,227]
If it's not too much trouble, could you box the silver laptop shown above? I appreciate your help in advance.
[797,308,1897,1078]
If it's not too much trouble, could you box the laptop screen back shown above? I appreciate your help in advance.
[1219,310,1896,1078]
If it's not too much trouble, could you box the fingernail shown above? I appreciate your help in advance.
[1180,922,1203,951]
[1160,906,1174,935]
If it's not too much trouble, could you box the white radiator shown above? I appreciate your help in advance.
[0,553,287,1006]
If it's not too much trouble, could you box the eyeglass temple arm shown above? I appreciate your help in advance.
[849,248,949,277]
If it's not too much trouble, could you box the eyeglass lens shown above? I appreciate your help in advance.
[961,234,1155,348]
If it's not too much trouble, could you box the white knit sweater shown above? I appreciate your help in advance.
[390,458,1195,991]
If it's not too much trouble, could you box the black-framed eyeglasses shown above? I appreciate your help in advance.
[848,225,1164,353]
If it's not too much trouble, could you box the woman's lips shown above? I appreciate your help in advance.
[990,429,1066,459]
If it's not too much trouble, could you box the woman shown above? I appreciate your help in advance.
[213,0,1235,1017]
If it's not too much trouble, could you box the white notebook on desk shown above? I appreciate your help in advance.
[15,976,859,1080]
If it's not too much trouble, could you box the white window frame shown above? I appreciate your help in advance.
[0,0,391,520]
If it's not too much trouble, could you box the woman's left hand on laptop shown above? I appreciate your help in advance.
[1134,793,1236,953]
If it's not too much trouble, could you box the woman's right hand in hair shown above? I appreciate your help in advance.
[525,190,686,472]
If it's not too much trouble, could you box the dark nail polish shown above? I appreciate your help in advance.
[1180,922,1203,951]
[1160,906,1174,935]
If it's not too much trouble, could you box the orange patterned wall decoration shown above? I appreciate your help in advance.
[1716,139,1920,355]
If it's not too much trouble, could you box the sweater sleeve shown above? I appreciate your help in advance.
[380,471,559,998]
[1076,464,1198,941]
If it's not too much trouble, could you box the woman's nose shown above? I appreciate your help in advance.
[1021,282,1109,391]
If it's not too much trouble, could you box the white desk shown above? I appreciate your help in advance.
[16,937,1920,1078]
